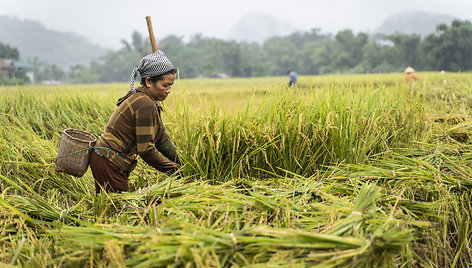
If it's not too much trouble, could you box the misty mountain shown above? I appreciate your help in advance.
[0,15,107,70]
[375,11,456,36]
[228,13,299,43]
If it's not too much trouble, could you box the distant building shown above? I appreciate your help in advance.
[13,61,35,83]
[0,58,14,75]
[375,38,394,47]
[0,58,35,83]
[211,73,230,79]
[40,80,62,86]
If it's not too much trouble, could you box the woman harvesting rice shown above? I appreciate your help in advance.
[90,51,181,193]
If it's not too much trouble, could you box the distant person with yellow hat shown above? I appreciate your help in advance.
[404,66,418,83]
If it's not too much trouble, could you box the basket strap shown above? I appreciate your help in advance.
[56,146,124,163]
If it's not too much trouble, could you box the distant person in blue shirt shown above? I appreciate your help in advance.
[288,69,298,87]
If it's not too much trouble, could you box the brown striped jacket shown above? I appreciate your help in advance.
[95,87,179,173]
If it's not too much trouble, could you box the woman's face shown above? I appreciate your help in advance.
[146,73,176,101]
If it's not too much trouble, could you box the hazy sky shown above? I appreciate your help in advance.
[1,0,471,48]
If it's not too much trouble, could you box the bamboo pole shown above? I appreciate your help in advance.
[146,16,157,53]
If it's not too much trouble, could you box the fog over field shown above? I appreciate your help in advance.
[1,0,471,48]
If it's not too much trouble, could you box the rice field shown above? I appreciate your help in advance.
[1,72,472,267]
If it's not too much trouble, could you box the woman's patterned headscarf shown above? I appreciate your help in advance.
[129,50,175,93]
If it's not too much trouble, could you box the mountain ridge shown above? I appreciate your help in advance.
[228,13,299,43]
[374,11,456,36]
[0,11,463,71]
[0,15,108,70]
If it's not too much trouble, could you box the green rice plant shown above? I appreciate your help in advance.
[1,72,472,266]
[171,80,427,181]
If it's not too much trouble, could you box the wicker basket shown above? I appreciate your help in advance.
[55,128,97,177]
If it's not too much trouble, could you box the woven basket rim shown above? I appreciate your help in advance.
[63,128,97,144]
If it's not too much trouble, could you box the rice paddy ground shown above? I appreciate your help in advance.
[1,72,472,267]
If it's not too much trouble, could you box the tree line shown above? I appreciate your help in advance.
[2,19,472,85]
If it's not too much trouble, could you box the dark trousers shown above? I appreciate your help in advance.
[90,150,130,193]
